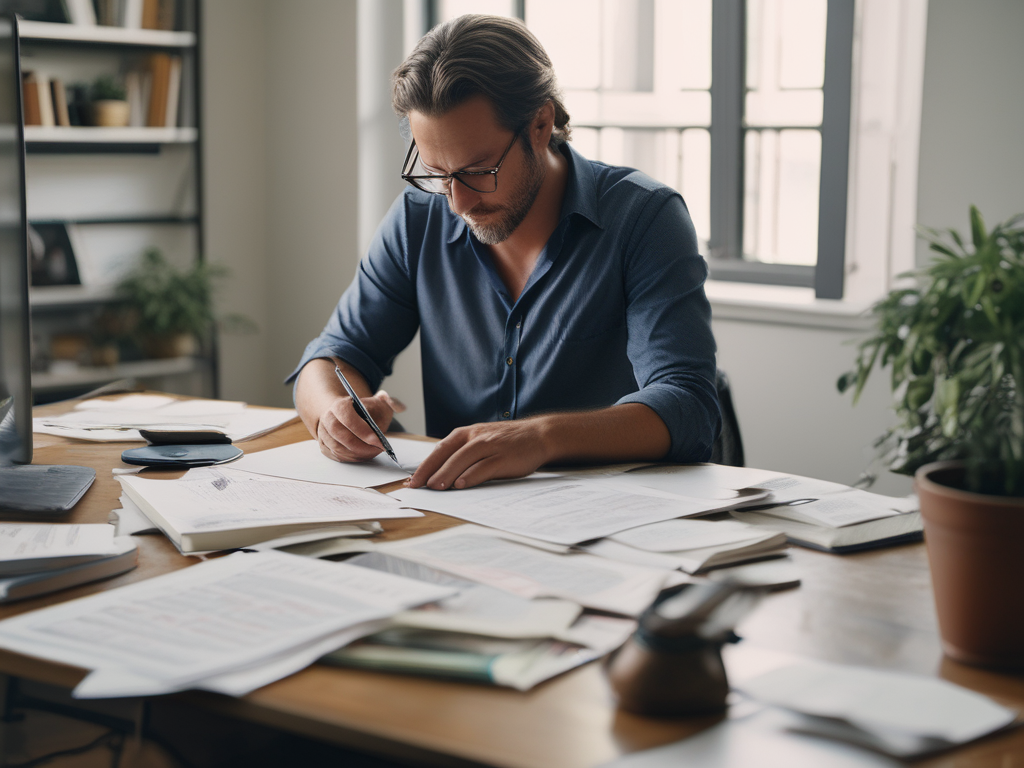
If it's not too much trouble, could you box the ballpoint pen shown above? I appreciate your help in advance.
[334,365,401,468]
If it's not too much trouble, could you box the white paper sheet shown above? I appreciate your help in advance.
[378,525,671,616]
[390,476,737,545]
[0,524,119,568]
[108,495,159,536]
[229,437,437,488]
[33,397,296,443]
[610,518,770,552]
[346,552,582,638]
[739,661,1017,746]
[118,467,421,538]
[606,464,783,500]
[0,551,455,698]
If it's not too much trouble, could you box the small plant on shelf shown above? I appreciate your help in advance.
[89,74,129,127]
[113,248,254,359]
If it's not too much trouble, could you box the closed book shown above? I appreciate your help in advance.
[50,79,71,127]
[157,0,176,30]
[164,56,181,127]
[21,73,41,125]
[0,540,137,603]
[63,0,97,25]
[729,509,923,553]
[141,0,159,28]
[146,53,170,127]
[122,0,143,28]
[36,76,54,127]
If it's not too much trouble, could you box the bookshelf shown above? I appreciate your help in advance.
[19,1,213,403]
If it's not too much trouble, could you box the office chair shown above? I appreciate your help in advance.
[710,370,745,467]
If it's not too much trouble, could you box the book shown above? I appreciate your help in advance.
[21,73,41,126]
[116,466,422,554]
[123,0,144,28]
[35,75,54,127]
[0,540,137,603]
[146,53,171,127]
[141,0,160,29]
[0,523,128,576]
[164,56,181,127]
[62,0,97,25]
[729,509,923,553]
[50,79,71,127]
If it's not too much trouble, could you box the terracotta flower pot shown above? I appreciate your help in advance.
[915,461,1024,671]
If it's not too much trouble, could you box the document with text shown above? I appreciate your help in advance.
[377,525,671,616]
[390,476,750,545]
[0,551,454,698]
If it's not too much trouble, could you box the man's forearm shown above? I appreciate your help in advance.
[532,403,672,466]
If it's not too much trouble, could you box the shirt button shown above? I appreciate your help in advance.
[515,321,521,329]
[503,411,510,418]
[506,357,513,365]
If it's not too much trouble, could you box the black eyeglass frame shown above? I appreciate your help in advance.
[401,130,522,195]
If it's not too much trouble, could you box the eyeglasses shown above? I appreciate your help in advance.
[401,131,520,195]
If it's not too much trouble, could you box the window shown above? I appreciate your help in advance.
[425,0,854,298]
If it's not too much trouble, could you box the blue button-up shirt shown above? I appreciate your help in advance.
[289,144,720,462]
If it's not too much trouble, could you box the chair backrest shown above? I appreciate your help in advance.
[710,370,745,467]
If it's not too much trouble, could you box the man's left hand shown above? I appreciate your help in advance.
[407,419,552,490]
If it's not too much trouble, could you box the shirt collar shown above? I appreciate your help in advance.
[445,141,604,245]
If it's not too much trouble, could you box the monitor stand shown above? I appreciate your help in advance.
[0,465,96,514]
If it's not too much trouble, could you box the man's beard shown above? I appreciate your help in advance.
[460,141,545,246]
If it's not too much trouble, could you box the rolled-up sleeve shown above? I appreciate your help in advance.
[285,194,420,391]
[614,190,721,462]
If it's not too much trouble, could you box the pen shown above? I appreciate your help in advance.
[334,365,401,467]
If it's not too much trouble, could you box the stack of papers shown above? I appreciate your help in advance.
[389,475,769,546]
[321,551,635,690]
[33,394,297,442]
[730,473,921,552]
[0,551,455,698]
[0,524,137,603]
[581,518,787,574]
[361,524,674,617]
[116,467,422,553]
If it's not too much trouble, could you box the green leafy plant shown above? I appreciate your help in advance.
[114,248,255,340]
[838,206,1024,496]
[90,75,126,102]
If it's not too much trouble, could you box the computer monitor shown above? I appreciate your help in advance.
[0,12,94,513]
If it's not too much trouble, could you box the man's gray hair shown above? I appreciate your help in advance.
[392,14,571,148]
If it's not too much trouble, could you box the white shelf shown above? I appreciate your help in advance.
[33,356,203,391]
[19,20,196,48]
[24,126,197,144]
[30,285,117,307]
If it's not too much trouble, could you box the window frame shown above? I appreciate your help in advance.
[424,0,855,299]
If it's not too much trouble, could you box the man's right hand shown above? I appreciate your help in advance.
[316,390,404,462]
[295,358,406,463]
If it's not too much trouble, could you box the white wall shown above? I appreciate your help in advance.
[204,0,359,408]
[914,0,1024,260]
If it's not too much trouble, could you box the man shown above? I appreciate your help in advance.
[290,14,720,491]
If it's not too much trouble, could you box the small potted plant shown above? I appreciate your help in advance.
[90,75,129,127]
[114,248,252,359]
[838,205,1024,671]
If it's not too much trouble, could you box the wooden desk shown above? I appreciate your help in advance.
[7,400,1024,767]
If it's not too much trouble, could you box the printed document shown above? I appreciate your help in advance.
[0,551,454,698]
[33,396,297,442]
[390,476,746,545]
[377,525,671,616]
[0,524,123,575]
[230,437,437,488]
[117,467,421,552]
